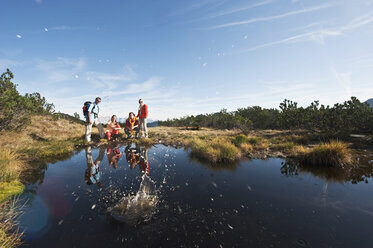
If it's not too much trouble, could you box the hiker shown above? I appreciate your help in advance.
[84,146,105,188]
[137,99,149,138]
[107,145,122,169]
[105,115,121,141]
[125,112,139,138]
[84,97,105,143]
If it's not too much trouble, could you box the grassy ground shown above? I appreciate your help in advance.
[149,127,356,166]
[0,115,85,247]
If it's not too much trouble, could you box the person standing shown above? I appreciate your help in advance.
[137,99,148,138]
[85,97,105,143]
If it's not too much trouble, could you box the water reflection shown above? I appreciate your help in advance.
[125,145,150,174]
[281,153,373,184]
[106,145,156,225]
[84,146,105,188]
[106,145,122,169]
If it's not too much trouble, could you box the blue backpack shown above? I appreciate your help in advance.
[83,101,92,117]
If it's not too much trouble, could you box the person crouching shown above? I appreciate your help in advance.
[105,115,121,141]
[125,112,139,138]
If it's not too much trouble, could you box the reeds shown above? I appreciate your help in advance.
[0,199,23,248]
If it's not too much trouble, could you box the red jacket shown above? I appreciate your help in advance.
[137,104,148,119]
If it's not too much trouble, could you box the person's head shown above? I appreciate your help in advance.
[95,97,102,104]
[111,115,117,122]
[139,99,144,105]
[129,112,135,118]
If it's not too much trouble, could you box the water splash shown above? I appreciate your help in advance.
[106,174,158,225]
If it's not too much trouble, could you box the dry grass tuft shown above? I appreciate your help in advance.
[299,140,353,167]
[136,138,155,147]
[0,199,23,248]
[186,137,241,163]
[0,150,23,183]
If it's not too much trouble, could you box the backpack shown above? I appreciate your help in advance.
[83,101,92,116]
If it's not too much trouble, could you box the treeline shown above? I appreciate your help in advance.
[159,97,373,132]
[0,69,76,131]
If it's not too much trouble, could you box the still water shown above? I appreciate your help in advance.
[19,144,373,248]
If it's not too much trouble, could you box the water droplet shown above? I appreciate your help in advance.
[91,204,96,210]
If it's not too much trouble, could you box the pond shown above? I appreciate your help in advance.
[19,144,373,247]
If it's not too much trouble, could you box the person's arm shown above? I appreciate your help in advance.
[133,119,139,129]
[144,105,148,118]
[115,124,121,130]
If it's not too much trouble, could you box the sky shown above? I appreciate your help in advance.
[1,0,373,120]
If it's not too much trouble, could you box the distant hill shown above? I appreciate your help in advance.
[365,98,373,107]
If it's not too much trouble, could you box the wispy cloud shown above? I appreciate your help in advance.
[0,59,21,70]
[244,14,373,51]
[185,0,274,23]
[169,0,227,17]
[44,26,76,31]
[36,57,86,83]
[207,3,332,29]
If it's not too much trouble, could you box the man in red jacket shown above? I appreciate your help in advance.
[137,99,148,138]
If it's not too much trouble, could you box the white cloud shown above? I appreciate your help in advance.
[16,34,22,39]
[35,57,86,83]
[207,3,332,29]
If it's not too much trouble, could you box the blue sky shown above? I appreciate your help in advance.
[1,0,373,120]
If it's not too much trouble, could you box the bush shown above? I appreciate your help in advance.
[0,69,55,131]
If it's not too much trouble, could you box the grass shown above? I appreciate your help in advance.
[185,137,241,163]
[0,150,25,247]
[0,150,23,183]
[299,140,353,167]
[136,138,155,147]
[0,199,23,248]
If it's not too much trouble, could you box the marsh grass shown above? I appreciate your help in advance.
[0,199,23,248]
[136,138,155,147]
[299,140,353,167]
[0,150,23,183]
[185,137,241,163]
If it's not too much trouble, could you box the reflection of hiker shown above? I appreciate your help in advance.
[85,146,105,188]
[106,115,121,141]
[139,147,150,175]
[137,99,148,138]
[107,145,122,169]
[125,112,139,138]
[84,97,105,143]
[125,145,140,170]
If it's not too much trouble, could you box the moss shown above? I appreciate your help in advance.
[0,181,25,203]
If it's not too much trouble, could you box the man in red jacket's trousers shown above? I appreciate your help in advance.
[137,99,149,138]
